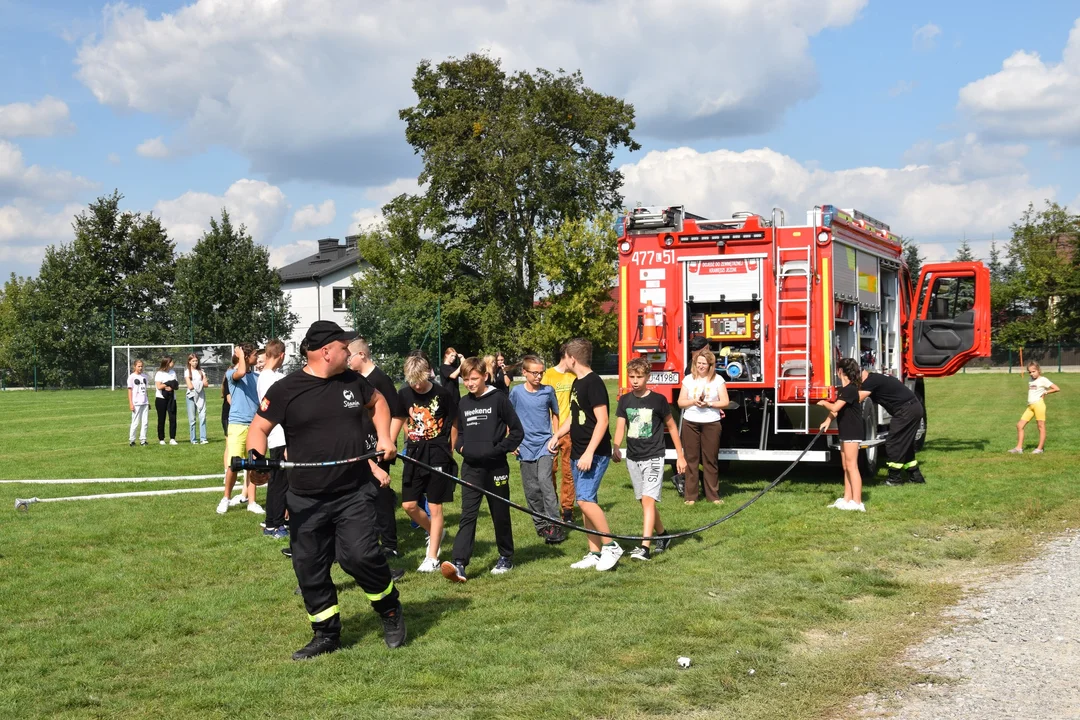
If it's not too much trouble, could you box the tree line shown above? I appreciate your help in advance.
[0,192,296,387]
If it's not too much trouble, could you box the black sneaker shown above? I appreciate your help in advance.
[561,508,574,523]
[672,473,686,497]
[281,546,293,559]
[441,560,467,583]
[390,567,406,582]
[544,526,567,544]
[884,471,906,487]
[382,547,401,559]
[629,545,652,561]
[291,634,340,661]
[490,556,513,575]
[908,468,926,484]
[380,603,407,649]
[129,441,135,447]
[140,441,148,446]
[652,537,671,554]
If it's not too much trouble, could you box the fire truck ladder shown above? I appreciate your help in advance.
[774,244,813,433]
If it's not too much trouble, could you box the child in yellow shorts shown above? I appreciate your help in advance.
[1010,362,1060,455]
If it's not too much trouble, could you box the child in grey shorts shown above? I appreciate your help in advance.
[611,358,688,561]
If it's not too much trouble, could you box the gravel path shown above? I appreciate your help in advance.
[852,530,1080,720]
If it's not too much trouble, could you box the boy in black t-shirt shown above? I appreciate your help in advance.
[396,354,459,573]
[612,358,688,560]
[548,338,623,571]
[441,356,524,583]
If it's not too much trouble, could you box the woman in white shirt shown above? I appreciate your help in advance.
[678,348,729,505]
[184,353,209,444]
[154,356,179,445]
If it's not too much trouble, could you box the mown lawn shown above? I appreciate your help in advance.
[0,374,1077,720]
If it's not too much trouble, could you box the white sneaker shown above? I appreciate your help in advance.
[247,502,265,515]
[228,494,246,507]
[199,439,209,445]
[828,498,848,509]
[596,542,624,571]
[159,440,166,445]
[417,556,440,573]
[215,497,229,514]
[169,439,178,445]
[570,552,601,569]
[841,501,866,512]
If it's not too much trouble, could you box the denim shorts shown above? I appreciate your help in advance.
[571,454,610,503]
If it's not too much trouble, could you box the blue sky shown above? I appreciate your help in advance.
[2,0,1079,280]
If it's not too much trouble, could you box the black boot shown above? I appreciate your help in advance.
[908,467,926,484]
[885,469,906,487]
[380,602,407,649]
[291,633,340,661]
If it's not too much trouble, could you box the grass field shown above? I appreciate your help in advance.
[1,375,1078,719]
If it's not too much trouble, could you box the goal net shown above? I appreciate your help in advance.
[112,344,235,391]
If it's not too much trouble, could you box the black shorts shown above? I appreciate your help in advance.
[401,459,457,504]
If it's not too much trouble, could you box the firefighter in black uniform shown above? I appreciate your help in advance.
[247,320,406,660]
[858,370,926,486]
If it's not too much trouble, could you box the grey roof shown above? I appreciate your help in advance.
[277,237,364,283]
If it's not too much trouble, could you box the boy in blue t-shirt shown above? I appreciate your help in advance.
[612,357,687,561]
[218,342,263,515]
[509,355,564,544]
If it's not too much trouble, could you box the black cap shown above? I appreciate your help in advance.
[302,320,358,351]
[688,336,709,352]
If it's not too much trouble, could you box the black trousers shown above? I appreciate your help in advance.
[287,484,399,636]
[155,395,176,441]
[885,399,924,469]
[265,446,288,528]
[374,483,398,552]
[451,461,514,566]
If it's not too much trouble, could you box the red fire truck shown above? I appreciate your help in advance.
[616,205,991,473]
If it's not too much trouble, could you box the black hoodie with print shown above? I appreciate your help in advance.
[455,387,524,467]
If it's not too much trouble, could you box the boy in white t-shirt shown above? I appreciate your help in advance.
[1010,362,1060,455]
[126,359,150,446]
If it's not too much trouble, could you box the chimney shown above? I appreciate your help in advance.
[318,238,341,254]
[344,235,359,251]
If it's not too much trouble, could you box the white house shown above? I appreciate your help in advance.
[277,236,367,358]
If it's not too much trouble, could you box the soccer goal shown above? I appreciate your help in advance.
[112,344,235,391]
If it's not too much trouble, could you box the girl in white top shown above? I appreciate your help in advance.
[184,353,209,444]
[677,349,729,504]
[126,359,150,445]
[1010,361,1060,454]
[154,356,179,445]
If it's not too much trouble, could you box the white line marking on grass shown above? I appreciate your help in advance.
[0,474,222,485]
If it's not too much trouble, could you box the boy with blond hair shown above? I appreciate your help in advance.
[613,357,687,560]
[396,353,459,571]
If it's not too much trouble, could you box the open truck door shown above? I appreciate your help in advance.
[905,261,991,377]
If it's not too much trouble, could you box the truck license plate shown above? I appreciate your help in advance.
[649,371,679,385]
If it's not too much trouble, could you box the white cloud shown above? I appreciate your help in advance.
[136,136,171,159]
[153,179,288,249]
[0,140,96,202]
[107,152,121,165]
[268,239,319,268]
[0,201,84,266]
[75,0,867,185]
[290,199,336,232]
[619,140,1053,240]
[0,96,74,138]
[913,22,941,51]
[958,19,1080,144]
[349,207,383,235]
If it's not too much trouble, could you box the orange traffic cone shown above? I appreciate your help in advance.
[635,301,661,350]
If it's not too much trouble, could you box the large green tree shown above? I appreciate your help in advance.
[173,210,296,345]
[522,214,618,358]
[900,236,923,280]
[3,192,176,387]
[387,53,638,350]
[994,201,1080,346]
